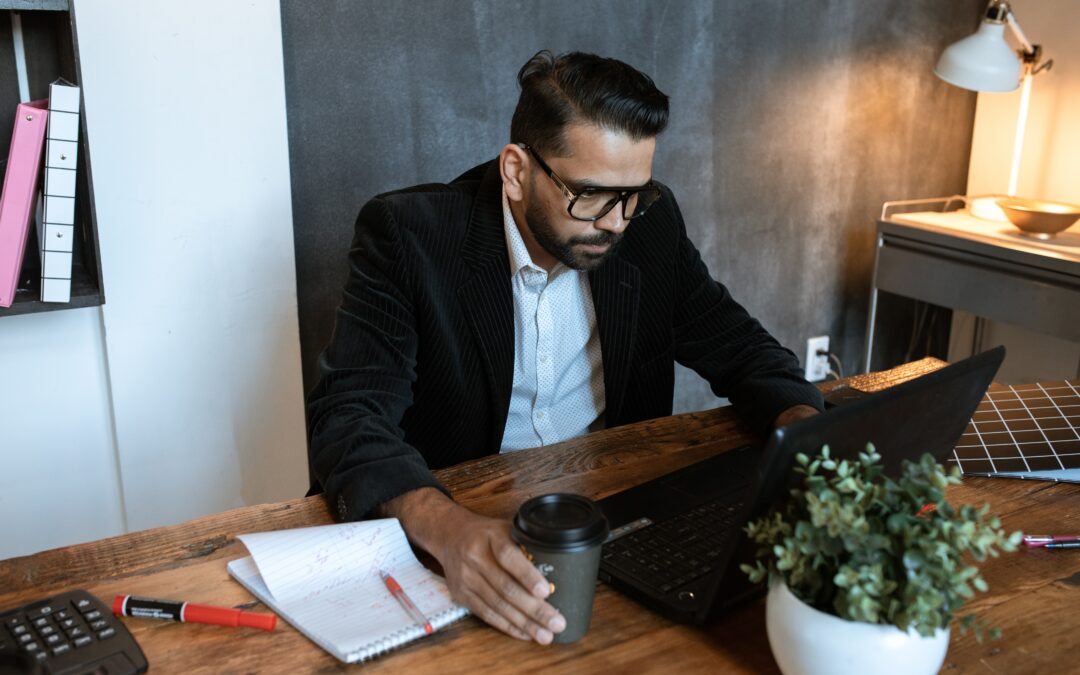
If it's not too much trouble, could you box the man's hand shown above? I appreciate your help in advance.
[772,404,820,429]
[378,487,566,644]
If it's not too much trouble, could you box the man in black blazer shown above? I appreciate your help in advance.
[308,51,823,644]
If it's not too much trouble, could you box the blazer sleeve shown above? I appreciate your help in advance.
[306,196,451,521]
[667,195,825,434]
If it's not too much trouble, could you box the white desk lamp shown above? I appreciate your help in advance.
[935,0,1054,224]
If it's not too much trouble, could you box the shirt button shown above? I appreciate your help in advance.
[539,354,548,363]
[535,411,545,420]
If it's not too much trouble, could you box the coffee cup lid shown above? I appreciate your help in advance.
[513,493,609,551]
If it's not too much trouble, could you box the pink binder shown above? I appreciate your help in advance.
[0,100,49,307]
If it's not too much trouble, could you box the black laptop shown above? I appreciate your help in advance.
[596,346,1005,624]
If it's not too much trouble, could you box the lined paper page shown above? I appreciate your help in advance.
[230,519,466,662]
[238,519,408,605]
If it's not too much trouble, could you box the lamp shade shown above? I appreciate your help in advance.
[935,21,1020,92]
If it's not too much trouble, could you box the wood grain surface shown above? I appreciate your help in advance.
[2,358,1076,674]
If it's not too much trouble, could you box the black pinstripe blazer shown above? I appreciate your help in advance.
[307,159,823,521]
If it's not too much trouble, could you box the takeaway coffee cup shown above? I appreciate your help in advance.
[511,493,609,643]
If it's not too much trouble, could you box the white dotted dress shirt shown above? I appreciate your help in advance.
[499,189,606,453]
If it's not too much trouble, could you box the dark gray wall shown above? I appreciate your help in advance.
[281,0,982,414]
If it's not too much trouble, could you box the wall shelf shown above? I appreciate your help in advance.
[0,1,103,318]
[0,1,68,11]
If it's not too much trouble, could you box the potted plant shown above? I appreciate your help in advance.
[742,445,1021,675]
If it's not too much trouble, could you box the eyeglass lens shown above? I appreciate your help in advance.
[570,189,659,221]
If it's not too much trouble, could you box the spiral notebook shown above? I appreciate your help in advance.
[227,519,469,663]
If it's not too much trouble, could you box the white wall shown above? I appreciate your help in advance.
[0,0,308,559]
[956,0,1080,382]
[967,0,1080,204]
[0,308,126,556]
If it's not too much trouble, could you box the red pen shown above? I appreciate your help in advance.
[381,572,433,635]
[113,595,277,631]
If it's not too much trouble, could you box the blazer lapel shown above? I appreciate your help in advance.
[590,255,641,426]
[458,161,514,451]
[455,159,643,442]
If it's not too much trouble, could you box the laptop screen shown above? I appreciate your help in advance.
[749,346,1005,519]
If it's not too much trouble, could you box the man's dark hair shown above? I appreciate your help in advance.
[510,50,669,157]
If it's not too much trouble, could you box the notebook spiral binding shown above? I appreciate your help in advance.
[356,606,471,663]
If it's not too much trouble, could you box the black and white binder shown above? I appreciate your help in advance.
[39,79,81,303]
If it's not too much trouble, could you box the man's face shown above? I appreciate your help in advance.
[522,123,656,271]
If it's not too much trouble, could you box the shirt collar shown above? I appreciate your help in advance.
[502,187,543,278]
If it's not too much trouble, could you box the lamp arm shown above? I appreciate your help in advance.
[987,1,1050,72]
[1002,10,1054,75]
[1006,9,1052,75]
[1004,10,1035,56]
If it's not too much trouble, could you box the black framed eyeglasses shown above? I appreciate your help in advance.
[520,143,661,222]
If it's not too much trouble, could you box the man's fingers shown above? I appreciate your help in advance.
[456,557,555,643]
[460,586,542,643]
[485,539,566,635]
[493,538,551,599]
[431,511,566,644]
[468,562,558,644]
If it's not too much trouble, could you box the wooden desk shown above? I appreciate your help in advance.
[2,359,1077,674]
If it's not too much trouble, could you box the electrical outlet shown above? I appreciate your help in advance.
[804,336,830,382]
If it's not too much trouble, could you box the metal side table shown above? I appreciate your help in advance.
[863,201,1080,372]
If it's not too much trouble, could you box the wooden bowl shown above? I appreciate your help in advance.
[996,198,1080,239]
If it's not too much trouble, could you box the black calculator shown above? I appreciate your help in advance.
[0,589,147,674]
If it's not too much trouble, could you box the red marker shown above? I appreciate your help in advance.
[113,595,277,632]
[381,572,433,634]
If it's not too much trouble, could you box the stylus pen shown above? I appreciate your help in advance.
[381,572,433,634]
[1023,535,1080,547]
[1043,541,1080,550]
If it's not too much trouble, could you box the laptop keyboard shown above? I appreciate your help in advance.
[601,496,745,594]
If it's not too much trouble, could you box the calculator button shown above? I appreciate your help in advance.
[11,624,28,635]
[33,606,55,616]
[76,598,92,609]
[67,626,85,638]
[51,643,72,656]
[73,635,92,648]
[4,617,22,627]
[83,610,102,621]
[45,633,61,645]
[90,620,108,631]
[23,641,41,652]
[39,625,56,636]
[32,617,49,628]
[56,609,71,620]
[17,633,33,644]
[98,627,116,640]
[60,618,77,629]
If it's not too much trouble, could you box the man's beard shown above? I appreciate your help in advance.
[524,197,622,271]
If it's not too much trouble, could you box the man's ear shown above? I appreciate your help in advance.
[499,143,529,202]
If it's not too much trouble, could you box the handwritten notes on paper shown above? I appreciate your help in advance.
[227,519,468,663]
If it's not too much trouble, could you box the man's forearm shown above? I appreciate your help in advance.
[376,487,461,558]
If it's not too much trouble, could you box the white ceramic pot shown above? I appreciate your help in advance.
[766,580,949,675]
